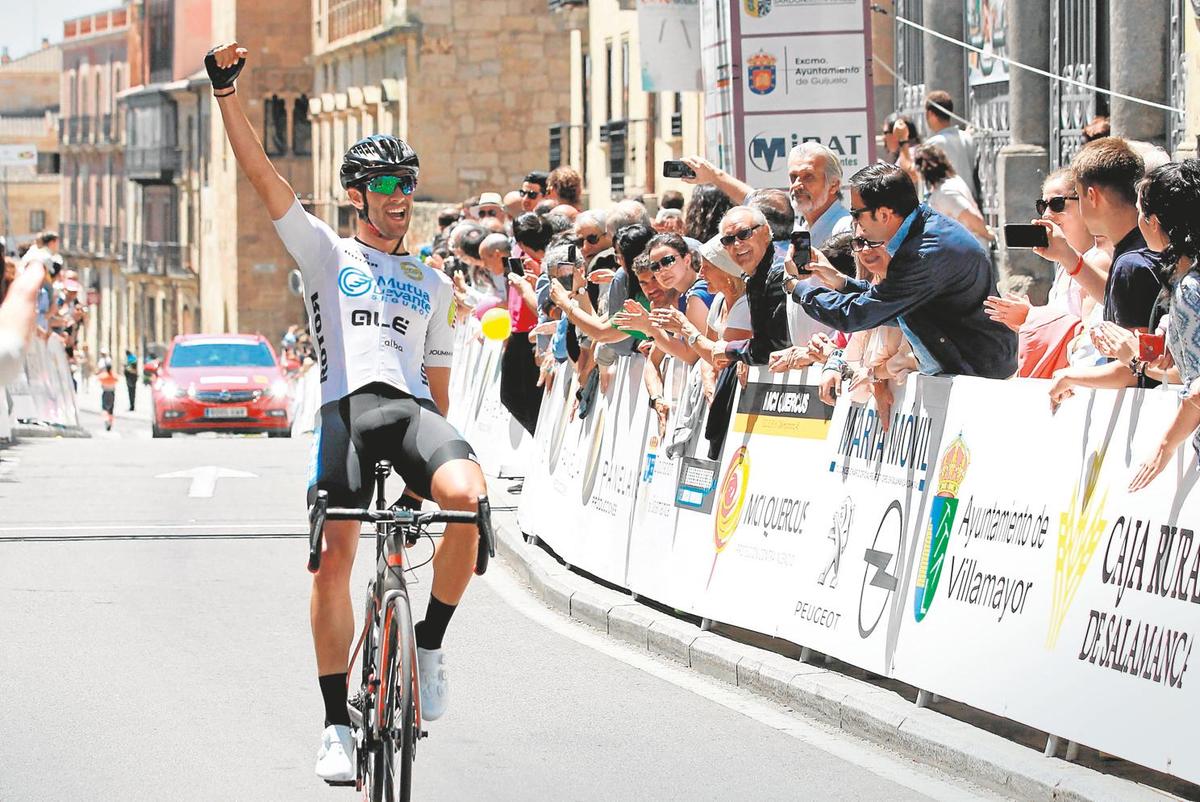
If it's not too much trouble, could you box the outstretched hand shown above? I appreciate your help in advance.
[205,43,248,91]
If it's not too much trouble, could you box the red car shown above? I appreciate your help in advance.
[150,334,292,438]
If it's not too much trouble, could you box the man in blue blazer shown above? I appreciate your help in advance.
[784,163,1016,379]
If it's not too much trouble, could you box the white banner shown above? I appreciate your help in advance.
[0,144,37,168]
[637,0,703,92]
[452,339,1200,786]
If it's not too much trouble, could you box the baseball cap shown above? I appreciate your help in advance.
[699,234,745,278]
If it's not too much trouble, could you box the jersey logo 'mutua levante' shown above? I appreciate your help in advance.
[338,266,373,297]
[914,433,970,622]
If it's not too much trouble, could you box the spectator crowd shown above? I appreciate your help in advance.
[429,90,1200,494]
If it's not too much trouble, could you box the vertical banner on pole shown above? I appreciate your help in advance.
[700,0,737,174]
[638,0,704,92]
[704,0,877,186]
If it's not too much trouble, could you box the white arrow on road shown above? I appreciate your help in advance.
[155,466,258,498]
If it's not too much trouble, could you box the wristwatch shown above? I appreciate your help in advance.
[686,330,702,347]
[783,276,800,293]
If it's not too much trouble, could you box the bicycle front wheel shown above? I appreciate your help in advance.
[371,594,417,802]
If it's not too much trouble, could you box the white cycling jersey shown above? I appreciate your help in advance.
[273,199,456,406]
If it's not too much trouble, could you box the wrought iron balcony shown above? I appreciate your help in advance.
[127,241,188,277]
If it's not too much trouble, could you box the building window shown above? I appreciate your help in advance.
[37,153,61,175]
[604,42,613,121]
[147,0,174,84]
[30,210,46,232]
[620,38,630,120]
[294,96,312,155]
[264,95,288,156]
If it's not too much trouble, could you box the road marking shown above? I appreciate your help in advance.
[154,466,258,497]
[0,522,301,533]
[483,561,1002,802]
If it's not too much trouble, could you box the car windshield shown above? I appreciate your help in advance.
[169,342,275,368]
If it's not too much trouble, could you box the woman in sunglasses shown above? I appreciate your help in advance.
[644,233,713,332]
[913,143,992,248]
[984,167,1110,374]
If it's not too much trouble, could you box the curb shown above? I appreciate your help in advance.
[12,423,91,439]
[491,513,1168,802]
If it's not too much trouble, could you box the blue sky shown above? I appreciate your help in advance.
[3,0,118,61]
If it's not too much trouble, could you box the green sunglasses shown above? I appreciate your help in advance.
[364,174,417,196]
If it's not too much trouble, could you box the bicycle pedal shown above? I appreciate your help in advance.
[323,780,356,788]
[419,729,429,739]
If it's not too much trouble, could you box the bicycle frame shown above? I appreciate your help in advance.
[305,460,495,798]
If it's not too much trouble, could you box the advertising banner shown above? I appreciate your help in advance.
[702,0,875,186]
[700,0,737,175]
[773,375,953,674]
[627,358,717,608]
[453,337,1200,785]
[637,0,704,92]
[892,380,1200,784]
[680,368,840,634]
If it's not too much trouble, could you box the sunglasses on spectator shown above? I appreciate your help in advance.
[648,254,680,272]
[849,205,874,220]
[719,224,762,247]
[365,174,416,196]
[477,208,500,218]
[579,232,603,245]
[520,189,541,199]
[1035,195,1079,216]
[849,237,886,252]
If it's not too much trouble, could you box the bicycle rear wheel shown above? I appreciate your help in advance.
[371,594,417,802]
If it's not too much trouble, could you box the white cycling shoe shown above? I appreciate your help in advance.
[315,724,355,783]
[417,647,449,721]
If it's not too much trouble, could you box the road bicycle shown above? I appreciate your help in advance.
[307,460,495,801]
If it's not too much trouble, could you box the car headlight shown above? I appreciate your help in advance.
[162,380,183,399]
[269,379,290,399]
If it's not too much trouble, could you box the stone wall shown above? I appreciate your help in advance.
[405,0,572,202]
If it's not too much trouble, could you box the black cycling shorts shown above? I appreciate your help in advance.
[307,382,477,508]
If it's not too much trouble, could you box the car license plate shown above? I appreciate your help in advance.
[205,406,248,419]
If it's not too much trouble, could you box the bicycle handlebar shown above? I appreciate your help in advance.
[307,490,496,576]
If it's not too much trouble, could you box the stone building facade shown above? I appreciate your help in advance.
[60,5,131,361]
[307,0,572,242]
[550,0,706,210]
[0,44,61,254]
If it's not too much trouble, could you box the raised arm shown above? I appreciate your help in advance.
[207,43,298,221]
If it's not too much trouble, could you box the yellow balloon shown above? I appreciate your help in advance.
[481,307,512,341]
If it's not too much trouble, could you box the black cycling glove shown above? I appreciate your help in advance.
[204,47,245,91]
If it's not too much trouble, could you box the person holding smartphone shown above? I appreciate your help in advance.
[1049,161,1200,491]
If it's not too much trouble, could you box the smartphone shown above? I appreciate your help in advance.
[662,160,697,179]
[566,244,578,264]
[504,256,525,277]
[1138,332,1166,362]
[789,231,812,273]
[1003,223,1050,249]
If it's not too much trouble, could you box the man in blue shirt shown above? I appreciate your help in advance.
[789,163,1016,378]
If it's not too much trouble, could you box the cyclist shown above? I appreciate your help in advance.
[207,42,489,784]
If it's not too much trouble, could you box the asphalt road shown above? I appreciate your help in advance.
[0,399,1006,801]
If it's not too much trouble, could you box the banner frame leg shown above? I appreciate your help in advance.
[700,618,713,632]
[1065,741,1080,762]
[1044,735,1061,758]
[799,646,815,663]
[915,689,933,708]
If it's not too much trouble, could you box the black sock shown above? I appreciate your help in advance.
[414,595,456,650]
[319,673,351,728]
